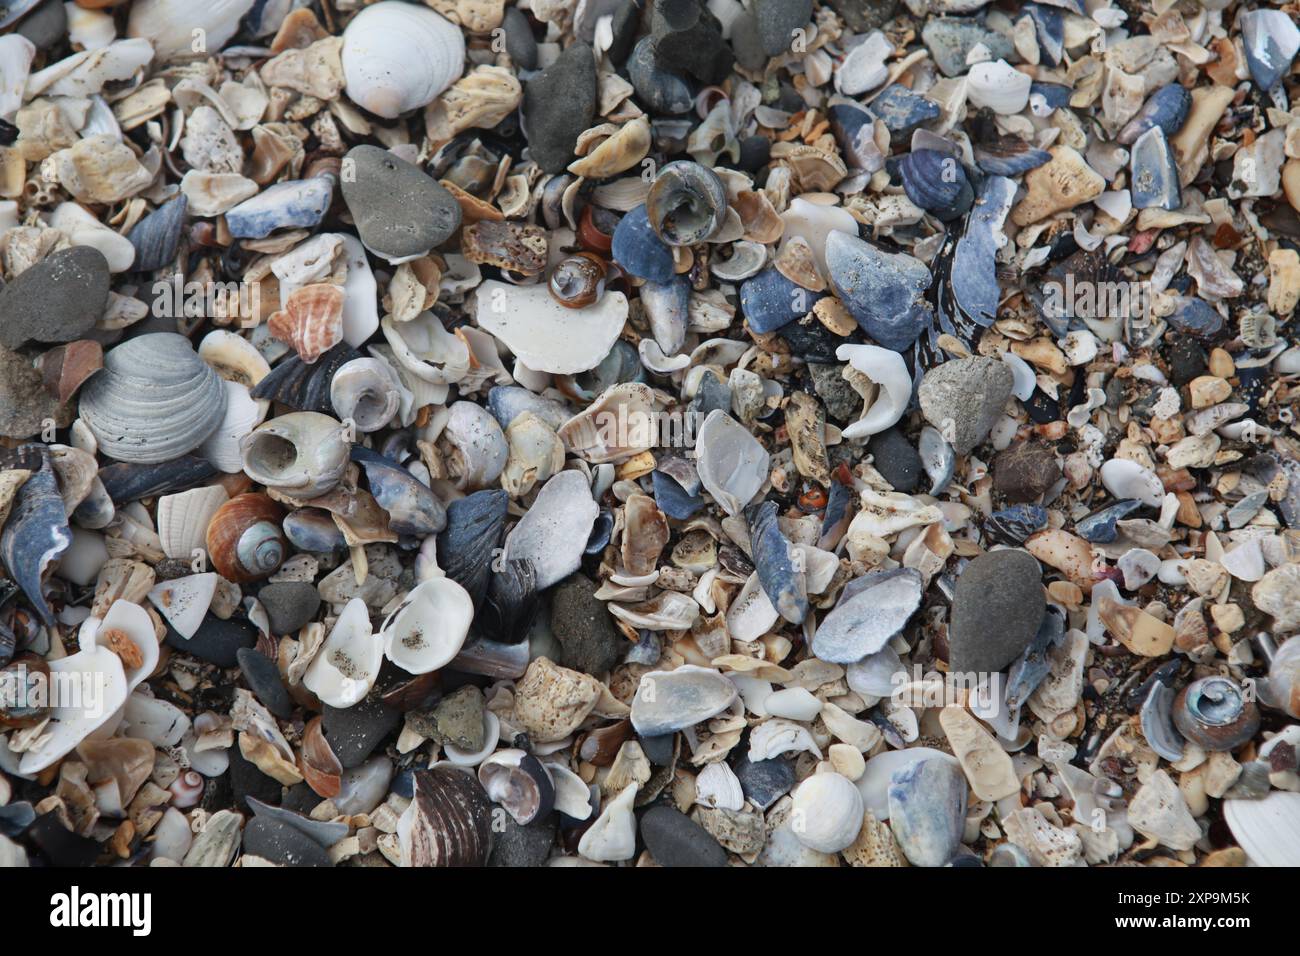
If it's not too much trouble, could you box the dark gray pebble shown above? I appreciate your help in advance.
[341,145,461,260]
[237,647,293,719]
[257,581,321,635]
[0,247,109,349]
[869,427,923,493]
[949,549,1046,674]
[322,696,401,769]
[522,42,597,173]
[550,573,623,675]
[640,804,728,867]
[242,817,333,867]
[165,615,257,668]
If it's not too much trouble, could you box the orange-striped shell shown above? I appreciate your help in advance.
[267,282,345,364]
[205,492,287,583]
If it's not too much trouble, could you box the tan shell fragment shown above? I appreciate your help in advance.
[938,705,1019,801]
[1025,529,1095,589]
[1127,769,1200,851]
[49,134,152,203]
[1002,808,1084,866]
[1098,598,1175,656]
[1010,146,1105,227]
[259,36,345,100]
[568,116,651,179]
[784,390,830,484]
[843,813,907,867]
[424,65,522,148]
[513,657,603,743]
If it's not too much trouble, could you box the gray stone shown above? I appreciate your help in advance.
[733,753,794,810]
[502,6,537,70]
[488,816,557,867]
[0,345,67,440]
[869,427,923,493]
[550,573,622,675]
[426,684,485,751]
[257,581,321,635]
[918,356,1015,455]
[341,145,461,260]
[640,805,728,867]
[949,549,1046,674]
[0,247,109,349]
[828,0,898,32]
[237,647,293,719]
[522,42,597,173]
[15,0,66,50]
[322,696,401,769]
[165,615,257,668]
[922,18,1016,77]
[993,441,1060,503]
[754,0,812,56]
[242,817,333,867]
[808,362,862,423]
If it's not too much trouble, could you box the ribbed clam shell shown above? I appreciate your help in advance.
[397,766,494,867]
[268,283,346,364]
[342,1,465,119]
[436,489,509,608]
[157,485,229,561]
[127,0,257,60]
[80,333,228,464]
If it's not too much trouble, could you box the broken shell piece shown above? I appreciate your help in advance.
[694,410,770,517]
[303,597,381,708]
[630,665,738,736]
[835,344,911,439]
[578,782,638,862]
[148,573,218,639]
[379,577,473,675]
[812,568,924,664]
[475,280,628,375]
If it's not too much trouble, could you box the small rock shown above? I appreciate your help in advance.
[868,427,923,493]
[501,6,537,70]
[922,17,1014,77]
[1010,146,1105,227]
[488,816,557,867]
[228,743,283,809]
[993,441,1060,502]
[753,0,812,56]
[734,752,795,811]
[0,345,68,440]
[809,361,862,422]
[918,355,1015,455]
[1167,338,1207,386]
[949,549,1046,674]
[340,145,461,261]
[650,3,733,84]
[0,247,110,349]
[522,41,596,173]
[828,0,898,33]
[257,581,321,635]
[640,804,729,866]
[322,696,401,769]
[166,615,257,668]
[550,573,623,675]
[428,684,485,751]
[242,817,333,867]
[237,647,293,719]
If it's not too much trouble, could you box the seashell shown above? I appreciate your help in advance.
[608,590,700,632]
[1267,639,1300,720]
[967,60,1031,115]
[128,0,257,60]
[39,340,103,407]
[812,567,923,664]
[225,176,334,240]
[569,116,652,178]
[157,485,229,561]
[205,493,287,583]
[558,382,655,464]
[284,508,348,552]
[836,30,892,95]
[646,161,727,246]
[694,410,770,517]
[0,0,39,30]
[1075,498,1140,544]
[440,401,508,491]
[948,175,1016,333]
[746,500,807,625]
[480,557,539,645]
[342,1,465,119]
[791,772,865,854]
[641,276,691,356]
[549,253,607,310]
[303,597,381,708]
[1099,458,1164,507]
[1128,770,1200,852]
[501,470,598,590]
[739,267,824,334]
[148,572,218,639]
[836,344,912,439]
[868,85,939,137]
[1173,677,1259,752]
[80,334,228,465]
[939,705,1019,801]
[918,425,955,496]
[1241,9,1300,93]
[478,750,554,825]
[1224,791,1300,867]
[503,413,565,498]
[337,235,380,347]
[1117,84,1191,147]
[330,358,404,433]
[1004,606,1065,710]
[611,204,676,282]
[268,283,346,365]
[436,490,509,608]
[351,445,446,536]
[0,446,71,626]
[379,576,473,675]
[578,782,638,862]
[397,766,493,867]
[711,240,767,283]
[48,203,136,273]
[475,279,629,375]
[620,493,668,578]
[199,330,272,392]
[461,221,549,275]
[1140,680,1184,763]
[629,665,737,737]
[381,312,470,388]
[1129,126,1181,211]
[240,412,351,498]
[199,381,267,474]
[826,230,932,351]
[627,36,692,115]
[887,756,967,867]
[974,138,1052,177]
[898,150,972,222]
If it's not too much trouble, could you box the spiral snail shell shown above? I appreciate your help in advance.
[205,493,287,583]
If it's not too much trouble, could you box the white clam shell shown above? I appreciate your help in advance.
[855,747,958,820]
[577,782,638,862]
[695,409,770,516]
[966,59,1031,114]
[764,687,823,722]
[338,234,380,347]
[148,572,219,639]
[1099,458,1165,507]
[791,772,864,853]
[26,37,154,99]
[474,280,629,376]
[341,1,465,119]
[379,576,474,675]
[1224,792,1300,866]
[304,597,382,708]
[156,485,229,560]
[725,571,779,642]
[0,34,35,122]
[835,344,912,439]
[199,329,272,392]
[381,311,471,385]
[694,761,745,811]
[128,0,258,60]
[199,381,267,473]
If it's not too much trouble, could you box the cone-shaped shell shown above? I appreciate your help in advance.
[79,333,228,464]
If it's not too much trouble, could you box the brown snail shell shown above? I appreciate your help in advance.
[1173,676,1260,751]
[398,766,494,866]
[548,253,607,309]
[205,493,287,583]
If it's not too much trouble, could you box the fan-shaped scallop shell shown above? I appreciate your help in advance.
[157,485,229,561]
[268,283,346,365]
[79,333,228,464]
[341,1,465,120]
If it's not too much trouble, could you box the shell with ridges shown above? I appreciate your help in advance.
[341,1,465,119]
[205,493,287,583]
[157,485,230,560]
[268,283,346,365]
